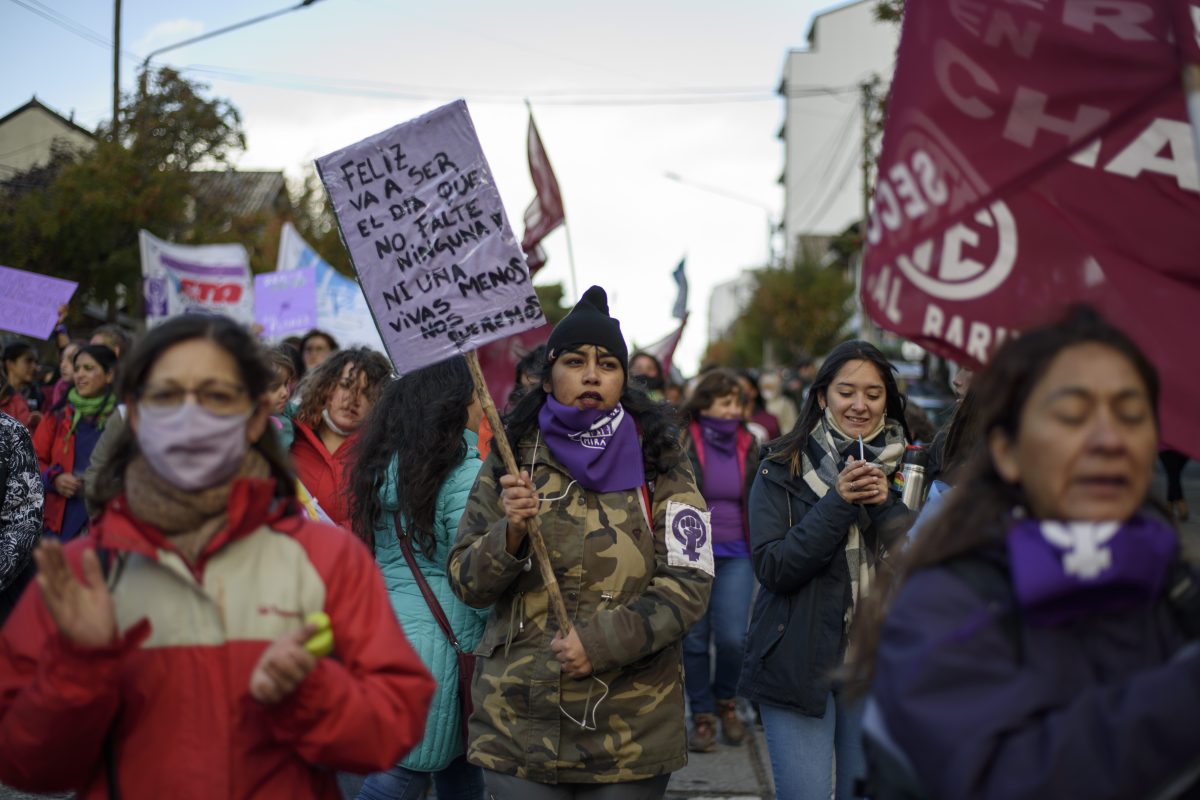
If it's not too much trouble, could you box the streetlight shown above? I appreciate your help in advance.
[663,171,779,265]
[142,0,326,70]
[117,0,327,136]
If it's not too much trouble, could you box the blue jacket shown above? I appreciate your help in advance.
[870,545,1200,799]
[373,430,488,772]
[738,454,911,715]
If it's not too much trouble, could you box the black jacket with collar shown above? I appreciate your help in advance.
[737,452,912,715]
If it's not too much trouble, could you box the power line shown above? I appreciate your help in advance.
[787,105,861,226]
[794,129,862,232]
[6,0,141,60]
[179,64,857,106]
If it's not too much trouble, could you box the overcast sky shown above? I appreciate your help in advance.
[2,0,847,373]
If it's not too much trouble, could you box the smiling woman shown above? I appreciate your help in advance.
[738,339,913,800]
[32,344,117,542]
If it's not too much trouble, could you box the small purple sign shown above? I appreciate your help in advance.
[315,100,544,375]
[254,267,317,338]
[0,265,78,340]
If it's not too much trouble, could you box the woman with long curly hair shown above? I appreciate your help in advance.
[738,339,912,800]
[448,286,711,800]
[347,356,488,800]
[848,307,1200,799]
[290,347,391,529]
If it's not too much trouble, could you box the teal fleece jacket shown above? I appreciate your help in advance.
[373,429,489,772]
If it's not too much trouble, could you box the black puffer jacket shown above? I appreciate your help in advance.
[738,453,911,715]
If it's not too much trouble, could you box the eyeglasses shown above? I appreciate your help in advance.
[139,383,250,416]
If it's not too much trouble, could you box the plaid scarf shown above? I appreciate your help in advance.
[801,409,906,634]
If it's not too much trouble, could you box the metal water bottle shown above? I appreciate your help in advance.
[892,445,930,511]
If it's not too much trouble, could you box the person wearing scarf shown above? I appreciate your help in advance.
[449,286,713,800]
[32,344,118,541]
[0,314,435,799]
[738,340,912,800]
[846,307,1200,799]
[677,368,760,754]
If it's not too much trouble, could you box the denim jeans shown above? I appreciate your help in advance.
[356,755,485,800]
[683,556,755,714]
[759,692,865,800]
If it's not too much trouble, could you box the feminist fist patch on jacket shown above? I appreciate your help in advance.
[666,501,714,577]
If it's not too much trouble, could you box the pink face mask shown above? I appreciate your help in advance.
[135,402,251,490]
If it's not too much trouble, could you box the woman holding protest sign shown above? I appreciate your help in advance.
[0,314,435,799]
[738,340,912,800]
[290,347,391,529]
[32,344,117,542]
[449,286,712,800]
[848,308,1200,799]
[348,356,488,800]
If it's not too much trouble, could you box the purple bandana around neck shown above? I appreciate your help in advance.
[698,416,740,456]
[538,395,646,493]
[1006,514,1177,627]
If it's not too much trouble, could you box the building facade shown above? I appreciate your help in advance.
[778,0,898,259]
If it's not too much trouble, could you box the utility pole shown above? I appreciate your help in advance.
[858,78,879,345]
[112,0,121,140]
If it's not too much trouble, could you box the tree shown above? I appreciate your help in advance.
[0,67,245,321]
[534,282,571,325]
[875,0,903,23]
[706,246,855,368]
[290,167,353,276]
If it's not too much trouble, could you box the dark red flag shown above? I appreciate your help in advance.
[862,1,1200,458]
[521,112,565,274]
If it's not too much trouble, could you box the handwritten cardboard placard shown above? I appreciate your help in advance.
[255,267,317,338]
[315,100,544,375]
[0,265,78,340]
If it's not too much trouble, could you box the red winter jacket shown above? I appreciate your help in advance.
[290,422,357,530]
[31,405,84,536]
[0,477,436,799]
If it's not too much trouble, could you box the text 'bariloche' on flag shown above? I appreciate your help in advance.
[861,1,1200,458]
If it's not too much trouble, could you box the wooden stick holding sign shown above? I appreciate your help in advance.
[465,351,572,634]
[315,99,571,636]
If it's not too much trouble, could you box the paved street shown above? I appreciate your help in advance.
[2,459,1197,800]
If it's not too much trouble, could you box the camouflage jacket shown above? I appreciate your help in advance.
[448,434,713,784]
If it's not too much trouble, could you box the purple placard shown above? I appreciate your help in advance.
[0,265,78,339]
[315,100,544,375]
[254,267,317,338]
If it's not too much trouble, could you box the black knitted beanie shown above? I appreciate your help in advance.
[546,285,628,373]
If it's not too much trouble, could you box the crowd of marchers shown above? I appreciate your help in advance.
[0,289,1196,800]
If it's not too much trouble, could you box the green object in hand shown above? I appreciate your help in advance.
[304,611,333,658]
